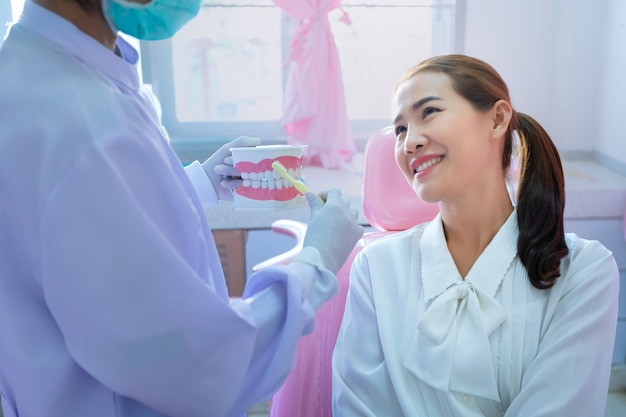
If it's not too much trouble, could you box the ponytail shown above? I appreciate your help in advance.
[515,112,569,289]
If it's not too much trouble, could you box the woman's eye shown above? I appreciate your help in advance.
[423,107,439,118]
[394,125,406,137]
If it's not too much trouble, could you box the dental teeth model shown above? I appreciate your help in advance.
[229,145,308,211]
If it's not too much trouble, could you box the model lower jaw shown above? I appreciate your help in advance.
[235,186,300,202]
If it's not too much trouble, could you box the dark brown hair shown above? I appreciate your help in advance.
[397,54,568,289]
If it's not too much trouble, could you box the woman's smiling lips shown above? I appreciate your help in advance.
[409,155,444,177]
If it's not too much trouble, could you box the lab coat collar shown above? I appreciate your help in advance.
[17,1,140,92]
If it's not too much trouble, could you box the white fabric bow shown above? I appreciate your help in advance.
[404,280,507,401]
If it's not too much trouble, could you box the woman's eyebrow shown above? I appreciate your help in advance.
[393,96,441,124]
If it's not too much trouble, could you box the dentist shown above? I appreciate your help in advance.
[0,1,363,416]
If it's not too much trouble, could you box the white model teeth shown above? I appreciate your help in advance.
[242,178,293,189]
[240,167,302,186]
[415,157,443,173]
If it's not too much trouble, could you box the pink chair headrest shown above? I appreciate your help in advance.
[362,127,439,231]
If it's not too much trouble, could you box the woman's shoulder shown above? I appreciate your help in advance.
[360,221,430,257]
[560,233,619,288]
[564,233,615,263]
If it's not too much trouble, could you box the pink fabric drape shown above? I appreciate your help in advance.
[273,0,355,168]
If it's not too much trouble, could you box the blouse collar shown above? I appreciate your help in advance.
[404,209,518,401]
[421,209,519,301]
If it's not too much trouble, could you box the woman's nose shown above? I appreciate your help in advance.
[404,127,427,153]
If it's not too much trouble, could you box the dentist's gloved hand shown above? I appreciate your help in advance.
[301,189,363,274]
[202,136,261,201]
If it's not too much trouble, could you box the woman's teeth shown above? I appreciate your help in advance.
[414,156,443,173]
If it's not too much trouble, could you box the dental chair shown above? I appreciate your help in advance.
[253,127,439,417]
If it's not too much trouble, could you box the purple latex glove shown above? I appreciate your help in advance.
[302,189,363,273]
[201,136,261,201]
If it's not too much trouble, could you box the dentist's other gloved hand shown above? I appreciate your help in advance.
[202,136,261,201]
[301,189,363,274]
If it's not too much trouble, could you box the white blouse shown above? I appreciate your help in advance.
[332,210,619,417]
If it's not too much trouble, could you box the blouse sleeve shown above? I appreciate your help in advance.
[504,240,619,417]
[332,251,402,417]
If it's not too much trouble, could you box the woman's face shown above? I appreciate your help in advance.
[392,71,501,204]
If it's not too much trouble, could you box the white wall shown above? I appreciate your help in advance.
[597,0,626,167]
[462,0,612,159]
[463,0,559,138]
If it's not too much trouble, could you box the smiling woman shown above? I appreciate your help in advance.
[331,54,620,417]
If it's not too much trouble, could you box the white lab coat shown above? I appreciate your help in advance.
[0,2,335,417]
[333,210,619,417]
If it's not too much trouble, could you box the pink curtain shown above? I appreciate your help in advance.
[272,0,355,169]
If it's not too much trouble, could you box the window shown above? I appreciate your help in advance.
[142,1,288,143]
[332,0,459,123]
[143,0,463,150]
[4,0,463,153]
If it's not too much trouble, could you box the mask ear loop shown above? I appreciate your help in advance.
[101,0,119,33]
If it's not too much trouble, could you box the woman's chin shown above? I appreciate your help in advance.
[414,186,440,204]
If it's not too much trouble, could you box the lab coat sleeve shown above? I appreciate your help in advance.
[332,251,395,417]
[504,240,619,417]
[39,136,316,417]
[225,256,337,416]
[184,159,219,208]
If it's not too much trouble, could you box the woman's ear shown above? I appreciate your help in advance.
[491,99,513,139]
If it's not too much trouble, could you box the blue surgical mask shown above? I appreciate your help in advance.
[102,0,203,41]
